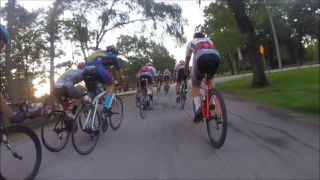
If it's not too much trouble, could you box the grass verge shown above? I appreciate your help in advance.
[217,67,320,119]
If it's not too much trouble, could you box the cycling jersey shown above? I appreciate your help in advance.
[163,70,171,76]
[157,72,163,77]
[186,38,221,85]
[55,69,83,88]
[185,38,220,61]
[148,66,157,77]
[85,50,120,71]
[174,62,185,72]
[54,69,84,100]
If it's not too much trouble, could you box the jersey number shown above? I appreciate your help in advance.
[196,41,215,50]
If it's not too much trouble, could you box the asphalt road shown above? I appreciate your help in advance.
[1,66,319,179]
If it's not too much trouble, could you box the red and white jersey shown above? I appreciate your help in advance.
[163,70,171,76]
[185,38,220,61]
[174,61,185,71]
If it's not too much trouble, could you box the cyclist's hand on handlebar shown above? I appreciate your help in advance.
[10,111,26,124]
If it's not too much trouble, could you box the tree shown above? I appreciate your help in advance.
[2,0,16,102]
[62,0,188,58]
[228,0,269,88]
[47,0,65,94]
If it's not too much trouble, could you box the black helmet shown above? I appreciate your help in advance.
[193,32,205,39]
[106,45,119,55]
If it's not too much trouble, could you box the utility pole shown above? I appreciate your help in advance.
[264,0,282,72]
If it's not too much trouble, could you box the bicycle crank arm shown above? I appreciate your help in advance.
[5,142,23,160]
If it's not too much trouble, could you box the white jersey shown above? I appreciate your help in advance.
[174,62,185,71]
[148,66,157,77]
[185,38,220,61]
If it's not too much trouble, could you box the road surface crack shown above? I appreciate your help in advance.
[227,110,318,152]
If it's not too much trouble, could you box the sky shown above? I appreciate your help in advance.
[0,0,212,97]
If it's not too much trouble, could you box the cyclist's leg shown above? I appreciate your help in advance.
[97,65,115,114]
[192,56,206,123]
[176,69,183,101]
[65,82,83,114]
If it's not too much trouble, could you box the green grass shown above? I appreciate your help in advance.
[218,67,320,118]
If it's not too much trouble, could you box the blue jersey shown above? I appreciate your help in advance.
[85,50,120,71]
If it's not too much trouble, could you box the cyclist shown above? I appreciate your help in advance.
[173,60,186,103]
[163,69,171,91]
[146,62,157,101]
[0,24,26,123]
[83,45,123,116]
[53,62,85,117]
[184,32,221,123]
[137,65,153,105]
[156,70,163,89]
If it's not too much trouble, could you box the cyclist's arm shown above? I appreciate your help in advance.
[0,93,13,118]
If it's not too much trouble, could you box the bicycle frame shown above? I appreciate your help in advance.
[82,89,115,129]
[202,79,222,119]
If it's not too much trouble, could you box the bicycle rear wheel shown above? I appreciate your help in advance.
[71,104,101,155]
[0,125,42,180]
[180,83,186,110]
[140,93,147,119]
[41,110,70,152]
[206,88,228,149]
[165,84,169,95]
[110,95,123,130]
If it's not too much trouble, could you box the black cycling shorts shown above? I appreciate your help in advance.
[176,68,185,83]
[192,53,220,85]
[164,75,170,82]
[83,64,114,93]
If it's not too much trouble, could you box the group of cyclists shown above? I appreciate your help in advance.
[1,22,221,127]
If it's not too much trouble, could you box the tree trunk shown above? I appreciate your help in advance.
[228,0,269,88]
[227,54,234,75]
[234,52,240,74]
[48,0,61,94]
[4,0,16,102]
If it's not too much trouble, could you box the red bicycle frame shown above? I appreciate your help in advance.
[201,79,222,119]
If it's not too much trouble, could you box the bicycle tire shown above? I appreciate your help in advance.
[180,84,186,110]
[41,110,70,152]
[0,125,42,180]
[71,104,101,155]
[135,90,140,108]
[110,95,123,130]
[165,84,169,95]
[206,88,228,149]
[140,93,147,119]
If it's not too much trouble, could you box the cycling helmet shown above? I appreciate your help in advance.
[193,32,205,39]
[147,62,153,66]
[106,45,119,55]
[179,60,184,63]
[77,62,85,69]
[0,24,9,45]
[165,69,169,71]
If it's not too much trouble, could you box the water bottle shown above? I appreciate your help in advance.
[200,88,205,101]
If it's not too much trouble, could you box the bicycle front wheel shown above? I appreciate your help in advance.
[1,125,42,180]
[110,95,123,130]
[41,110,70,152]
[206,88,228,149]
[71,104,101,155]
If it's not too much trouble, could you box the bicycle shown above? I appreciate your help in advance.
[1,99,42,180]
[156,78,162,92]
[164,81,169,95]
[71,78,123,155]
[179,76,188,110]
[139,78,152,119]
[193,77,228,149]
[40,93,89,152]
